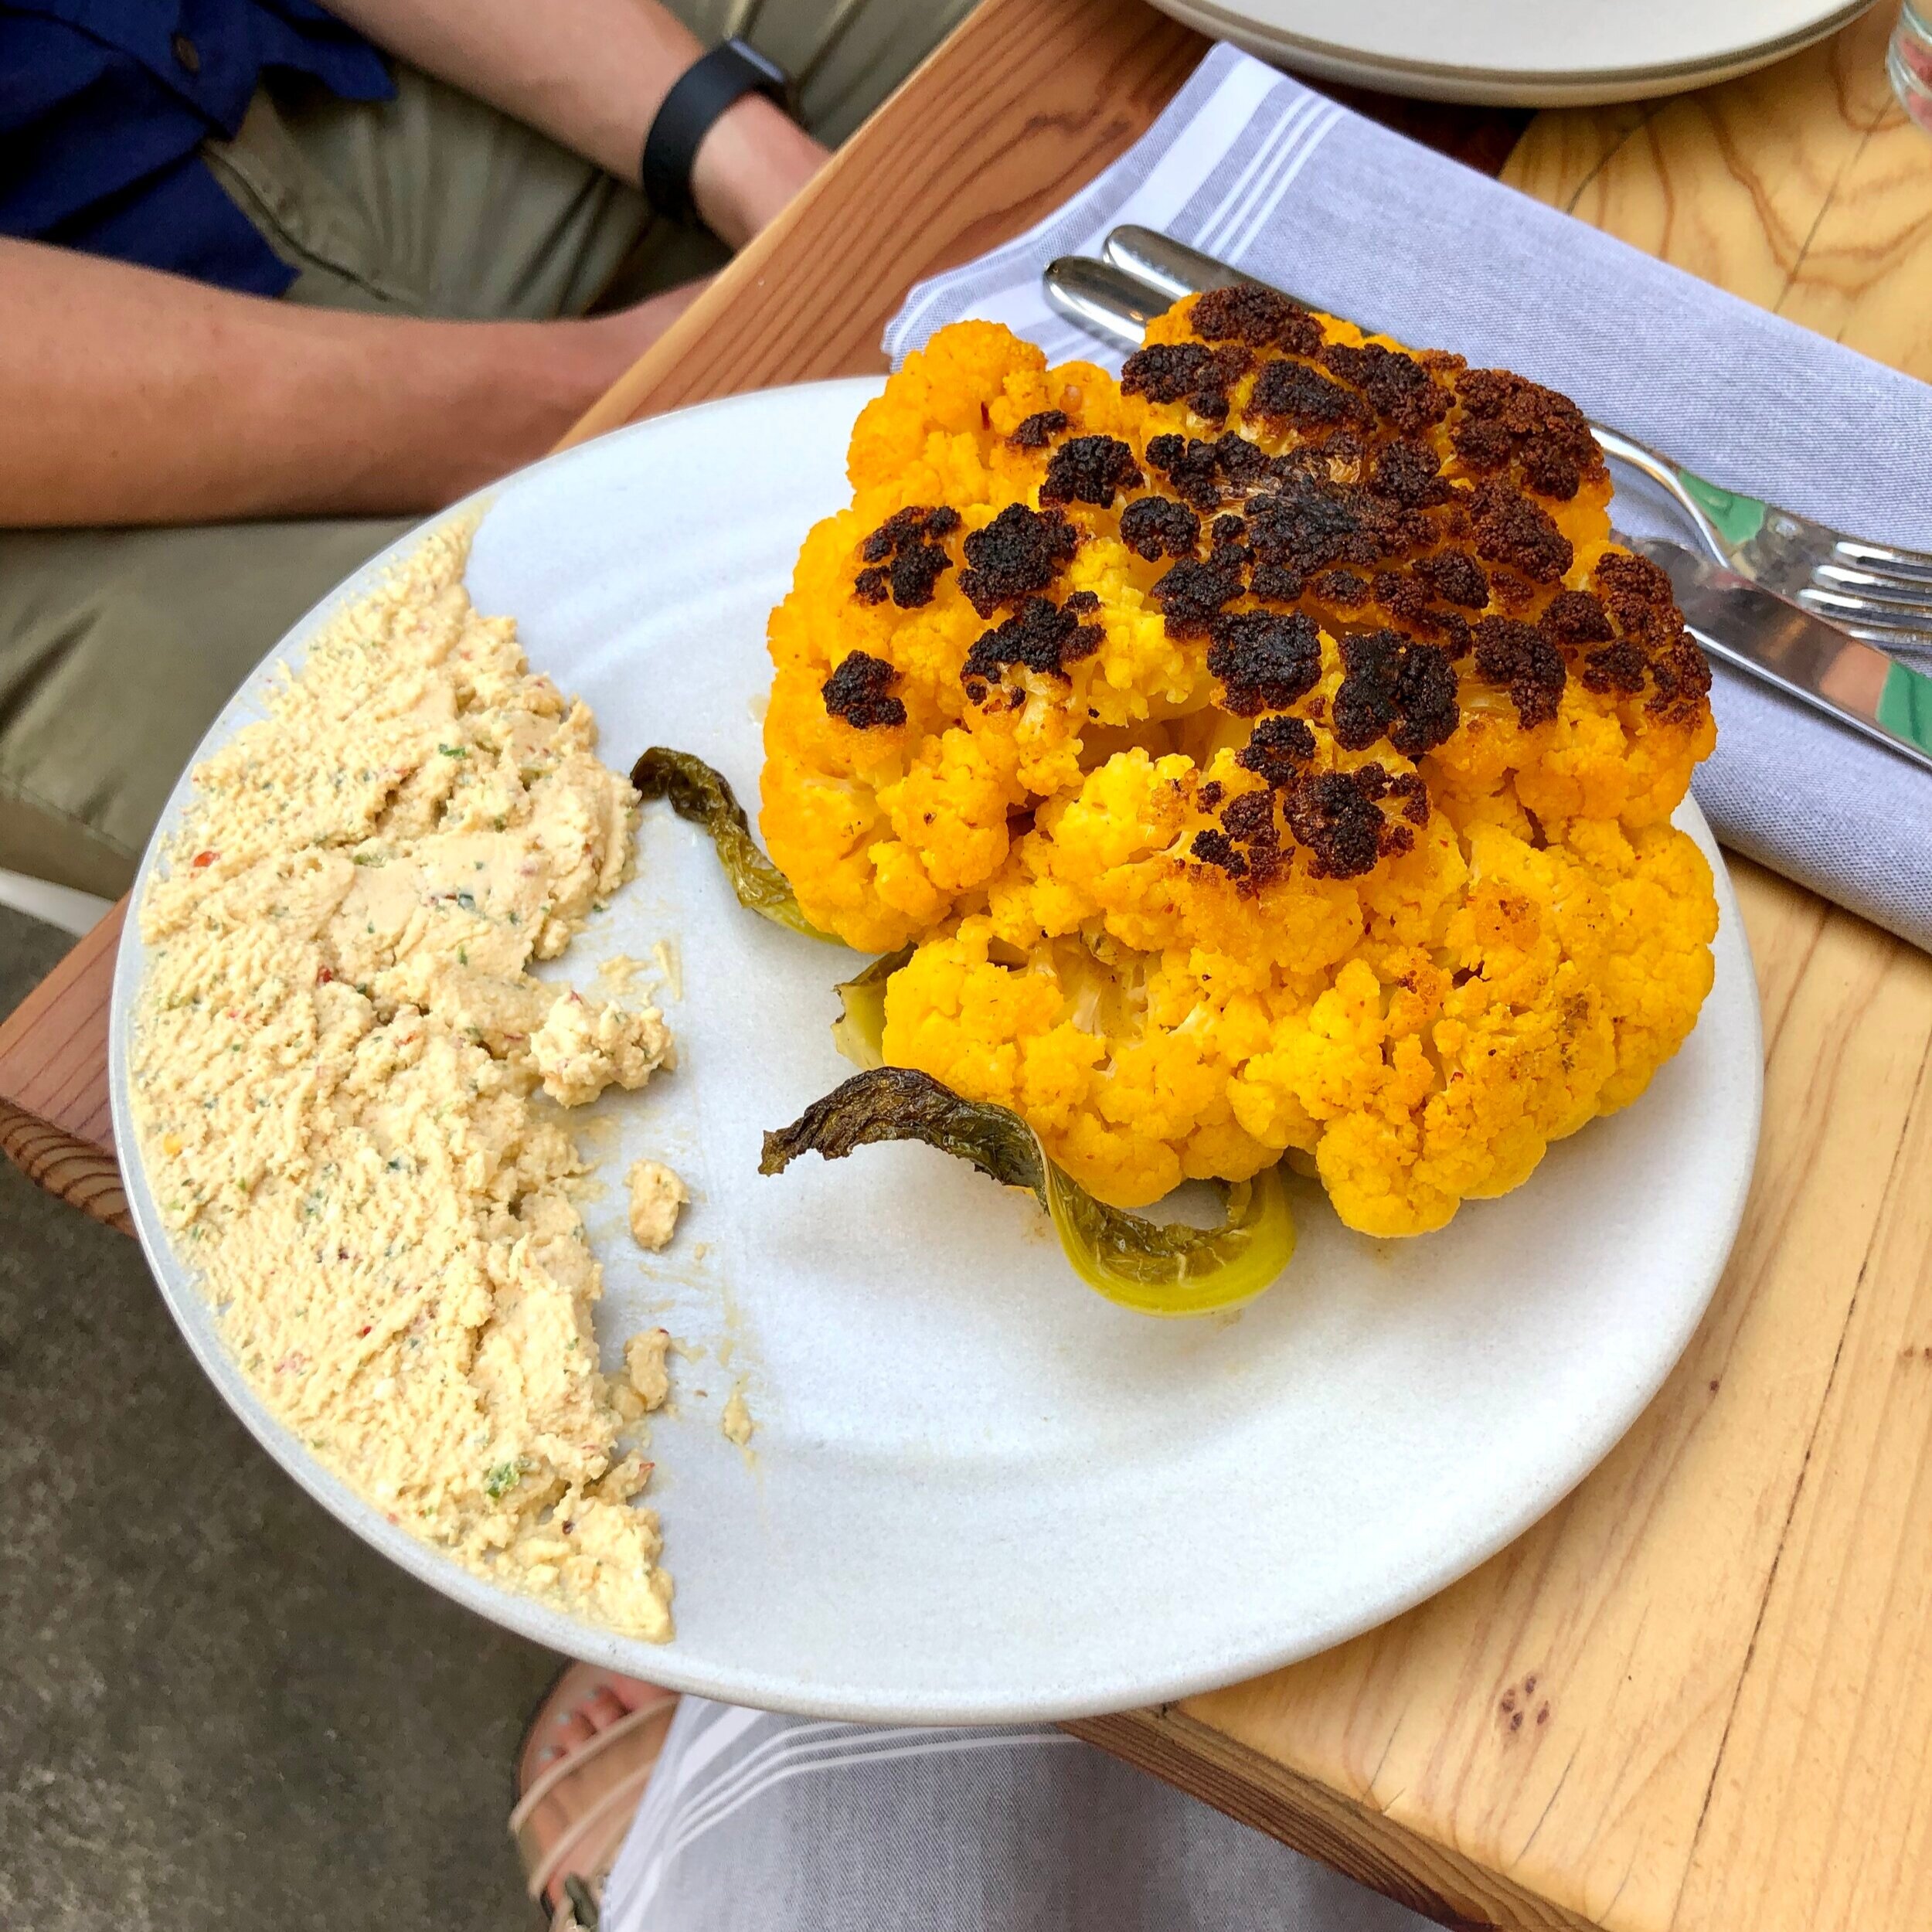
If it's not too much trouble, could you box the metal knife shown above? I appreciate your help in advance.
[1634,539,1932,776]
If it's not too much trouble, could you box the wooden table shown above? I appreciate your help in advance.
[7,4,1932,1927]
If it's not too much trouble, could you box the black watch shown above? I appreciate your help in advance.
[641,38,798,227]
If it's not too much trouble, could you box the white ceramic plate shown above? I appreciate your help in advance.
[111,377,1762,1723]
[1150,0,1869,105]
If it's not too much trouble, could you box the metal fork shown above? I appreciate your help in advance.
[1063,226,1932,653]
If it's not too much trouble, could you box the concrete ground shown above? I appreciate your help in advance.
[0,906,557,1931]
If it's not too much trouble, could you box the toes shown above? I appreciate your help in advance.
[580,1685,629,1732]
[537,1707,598,1765]
[606,1675,662,1712]
[525,1667,670,1783]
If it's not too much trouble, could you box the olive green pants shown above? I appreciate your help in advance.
[0,0,969,898]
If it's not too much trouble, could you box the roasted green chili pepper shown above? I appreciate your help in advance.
[762,1066,1294,1318]
[631,747,829,940]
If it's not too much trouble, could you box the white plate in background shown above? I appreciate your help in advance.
[1151,0,1869,105]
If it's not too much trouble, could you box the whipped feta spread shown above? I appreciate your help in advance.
[131,522,677,1639]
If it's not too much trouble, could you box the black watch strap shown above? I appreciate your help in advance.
[642,39,796,226]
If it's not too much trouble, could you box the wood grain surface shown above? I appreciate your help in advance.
[1505,3,1932,379]
[6,2,1932,1928]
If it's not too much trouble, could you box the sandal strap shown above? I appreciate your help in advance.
[526,1758,660,1903]
[509,1694,677,1837]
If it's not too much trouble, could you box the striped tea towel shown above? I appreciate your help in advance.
[599,1694,1430,1930]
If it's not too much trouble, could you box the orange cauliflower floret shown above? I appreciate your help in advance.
[762,300,1720,1233]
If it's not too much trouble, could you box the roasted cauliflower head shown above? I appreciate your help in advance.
[760,298,1718,1236]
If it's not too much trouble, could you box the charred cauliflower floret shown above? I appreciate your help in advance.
[761,298,1718,1236]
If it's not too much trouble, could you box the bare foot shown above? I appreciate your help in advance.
[512,1663,679,1914]
[521,1666,668,1775]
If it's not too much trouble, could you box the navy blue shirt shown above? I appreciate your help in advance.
[0,1,394,297]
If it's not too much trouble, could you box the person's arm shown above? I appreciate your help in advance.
[2,0,828,527]
[321,0,828,248]
[0,238,701,526]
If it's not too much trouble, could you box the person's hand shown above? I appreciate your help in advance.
[577,277,713,372]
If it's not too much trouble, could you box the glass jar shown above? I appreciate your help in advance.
[1891,1,1932,133]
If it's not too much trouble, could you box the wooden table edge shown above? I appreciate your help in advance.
[0,1092,130,1232]
[1071,1707,1599,1931]
[0,898,129,1231]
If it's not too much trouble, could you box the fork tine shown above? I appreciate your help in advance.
[1823,538,1932,586]
[1807,561,1932,608]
